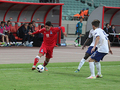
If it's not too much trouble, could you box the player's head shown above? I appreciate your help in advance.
[32,20,35,26]
[1,21,5,27]
[91,20,100,30]
[111,24,115,29]
[79,17,83,22]
[29,22,32,27]
[106,23,109,28]
[7,20,11,26]
[45,21,52,31]
[41,25,45,29]
[24,23,28,29]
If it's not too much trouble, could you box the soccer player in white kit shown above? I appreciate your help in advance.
[75,28,99,72]
[87,20,112,79]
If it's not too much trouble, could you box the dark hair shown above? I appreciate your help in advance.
[32,20,35,24]
[29,22,32,25]
[24,23,28,26]
[41,25,44,29]
[1,21,5,24]
[111,24,114,28]
[106,23,109,27]
[51,24,53,27]
[79,17,83,20]
[91,20,100,27]
[45,21,51,26]
[7,20,11,23]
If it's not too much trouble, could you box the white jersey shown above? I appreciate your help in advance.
[94,28,109,53]
[88,29,96,47]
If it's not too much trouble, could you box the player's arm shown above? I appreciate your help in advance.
[29,28,44,35]
[54,26,67,37]
[91,36,100,53]
[82,38,91,49]
[108,40,113,54]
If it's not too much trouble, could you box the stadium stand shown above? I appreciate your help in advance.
[7,0,120,20]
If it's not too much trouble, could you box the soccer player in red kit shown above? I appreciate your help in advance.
[29,21,67,71]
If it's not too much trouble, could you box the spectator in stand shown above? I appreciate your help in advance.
[31,20,35,32]
[103,23,110,34]
[18,23,29,45]
[84,8,89,16]
[28,22,34,43]
[79,9,84,19]
[108,25,117,42]
[5,20,18,46]
[0,21,10,46]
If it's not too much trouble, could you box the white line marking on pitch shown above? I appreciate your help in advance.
[54,51,120,58]
[0,65,120,70]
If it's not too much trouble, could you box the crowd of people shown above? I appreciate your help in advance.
[103,23,117,42]
[73,8,89,21]
[0,20,44,47]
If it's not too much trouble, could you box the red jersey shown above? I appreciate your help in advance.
[32,26,65,47]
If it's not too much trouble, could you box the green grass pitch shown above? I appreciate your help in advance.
[0,61,120,90]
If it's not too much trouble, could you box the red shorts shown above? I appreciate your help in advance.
[39,44,54,58]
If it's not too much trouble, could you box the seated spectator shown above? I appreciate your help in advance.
[5,20,18,46]
[0,21,10,46]
[103,23,110,34]
[31,20,35,32]
[32,25,44,47]
[28,22,34,43]
[108,25,117,42]
[17,23,30,45]
[79,9,84,19]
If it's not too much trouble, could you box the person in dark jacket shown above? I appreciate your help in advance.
[108,25,117,42]
[103,23,110,34]
[18,23,30,45]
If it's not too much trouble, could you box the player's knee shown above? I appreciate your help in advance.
[84,53,90,59]
[38,53,43,57]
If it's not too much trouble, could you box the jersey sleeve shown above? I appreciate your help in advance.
[94,30,100,38]
[88,30,92,38]
[53,26,65,33]
[32,28,45,35]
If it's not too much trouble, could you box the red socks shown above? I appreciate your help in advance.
[33,56,40,66]
[43,61,48,67]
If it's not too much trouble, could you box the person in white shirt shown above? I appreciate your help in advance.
[87,20,113,79]
[75,28,99,72]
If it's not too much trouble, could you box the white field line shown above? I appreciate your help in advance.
[54,51,120,58]
[0,65,120,70]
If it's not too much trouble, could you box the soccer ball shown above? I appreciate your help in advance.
[36,65,44,73]
[74,43,78,47]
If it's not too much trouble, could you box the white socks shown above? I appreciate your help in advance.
[78,58,86,70]
[89,62,95,77]
[95,62,101,75]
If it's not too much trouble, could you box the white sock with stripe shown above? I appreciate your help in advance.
[89,62,95,77]
[78,58,86,70]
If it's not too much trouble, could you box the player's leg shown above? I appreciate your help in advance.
[87,58,96,79]
[75,53,90,72]
[94,61,103,78]
[75,46,94,72]
[75,33,79,44]
[43,47,54,71]
[43,57,50,71]
[5,35,10,46]
[1,35,5,43]
[32,53,43,70]
[32,44,46,70]
[78,34,82,46]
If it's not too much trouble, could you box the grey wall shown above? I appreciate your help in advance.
[62,20,87,35]
[87,7,103,31]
